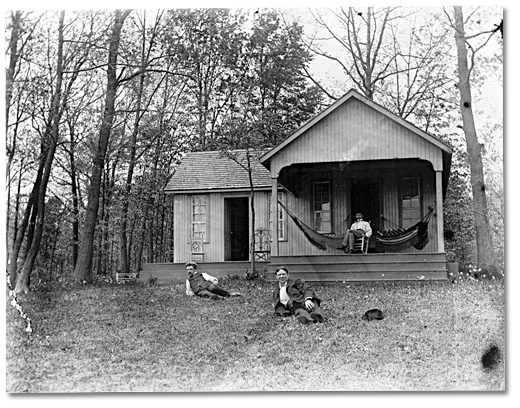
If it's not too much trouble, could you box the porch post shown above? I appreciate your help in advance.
[271,177,279,256]
[435,171,445,253]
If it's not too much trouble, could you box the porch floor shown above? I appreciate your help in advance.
[140,253,447,284]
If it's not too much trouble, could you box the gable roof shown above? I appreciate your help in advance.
[164,150,272,194]
[260,88,452,166]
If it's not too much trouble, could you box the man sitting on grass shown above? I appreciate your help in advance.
[273,266,324,324]
[185,262,241,300]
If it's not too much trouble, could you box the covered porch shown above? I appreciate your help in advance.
[269,158,447,256]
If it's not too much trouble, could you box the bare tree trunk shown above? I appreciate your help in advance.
[74,10,132,282]
[245,154,256,277]
[68,126,80,268]
[7,156,43,284]
[119,65,146,274]
[48,216,61,279]
[5,11,23,128]
[9,164,24,260]
[15,11,66,294]
[453,6,495,268]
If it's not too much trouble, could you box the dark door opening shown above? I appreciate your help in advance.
[224,197,249,261]
[350,179,380,232]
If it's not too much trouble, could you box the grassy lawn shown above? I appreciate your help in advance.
[6,276,505,392]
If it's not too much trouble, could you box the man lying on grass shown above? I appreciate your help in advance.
[273,266,324,324]
[185,262,242,300]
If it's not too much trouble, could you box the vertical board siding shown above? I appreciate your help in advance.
[174,168,439,262]
[173,194,191,262]
[173,191,272,263]
[271,99,443,177]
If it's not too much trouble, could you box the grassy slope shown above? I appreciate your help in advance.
[6,278,505,392]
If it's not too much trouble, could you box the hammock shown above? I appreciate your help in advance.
[375,205,435,251]
[277,201,345,251]
[278,201,434,252]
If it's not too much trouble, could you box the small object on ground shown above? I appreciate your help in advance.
[481,344,501,370]
[297,315,312,324]
[362,308,384,321]
[310,312,324,323]
[229,291,242,297]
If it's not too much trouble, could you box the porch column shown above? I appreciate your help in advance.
[271,177,279,256]
[435,171,445,253]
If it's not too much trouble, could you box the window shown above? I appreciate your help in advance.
[191,195,207,241]
[268,192,286,241]
[401,178,421,229]
[313,181,331,233]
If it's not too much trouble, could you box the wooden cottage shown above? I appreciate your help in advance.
[142,89,453,283]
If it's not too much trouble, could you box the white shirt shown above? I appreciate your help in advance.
[350,220,372,238]
[279,284,290,306]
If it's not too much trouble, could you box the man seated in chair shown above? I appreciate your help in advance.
[185,262,241,300]
[340,212,372,254]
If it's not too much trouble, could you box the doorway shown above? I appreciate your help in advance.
[350,179,380,232]
[224,197,249,261]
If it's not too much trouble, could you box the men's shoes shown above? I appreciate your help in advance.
[310,313,324,323]
[340,245,351,253]
[296,315,312,324]
[209,294,221,300]
[229,291,242,297]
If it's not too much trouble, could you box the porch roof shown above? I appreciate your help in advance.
[164,150,272,194]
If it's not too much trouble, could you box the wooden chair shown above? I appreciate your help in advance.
[253,228,271,261]
[191,239,206,262]
[352,235,369,254]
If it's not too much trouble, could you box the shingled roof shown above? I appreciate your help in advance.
[164,150,272,193]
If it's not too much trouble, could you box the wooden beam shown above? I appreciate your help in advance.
[436,171,445,253]
[271,177,279,256]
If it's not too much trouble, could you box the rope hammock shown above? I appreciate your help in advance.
[278,201,435,252]
[375,205,435,251]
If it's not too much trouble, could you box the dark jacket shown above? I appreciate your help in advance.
[188,272,212,293]
[273,278,321,309]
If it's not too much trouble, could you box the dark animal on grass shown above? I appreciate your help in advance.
[362,309,384,321]
[481,344,501,370]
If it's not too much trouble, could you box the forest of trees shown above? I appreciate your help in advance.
[4,7,503,294]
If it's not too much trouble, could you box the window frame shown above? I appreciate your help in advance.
[400,177,422,229]
[191,195,208,243]
[268,191,287,241]
[312,180,332,234]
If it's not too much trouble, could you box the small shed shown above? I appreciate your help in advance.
[163,149,273,265]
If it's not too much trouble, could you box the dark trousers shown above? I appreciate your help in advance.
[195,283,229,298]
[275,302,324,320]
